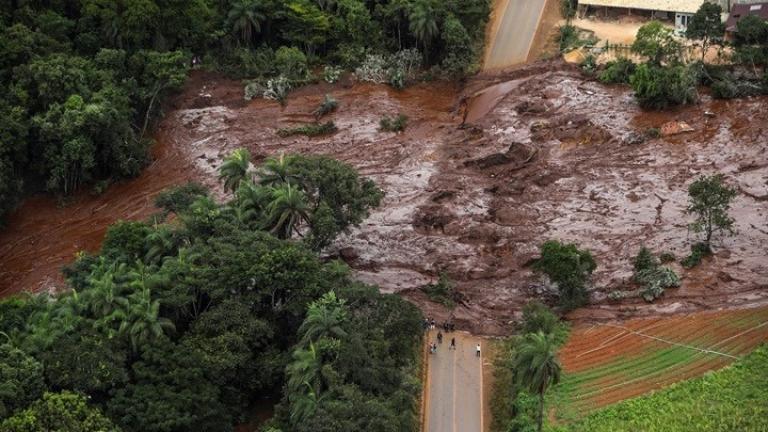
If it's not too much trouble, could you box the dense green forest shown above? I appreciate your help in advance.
[0,154,424,432]
[0,0,490,221]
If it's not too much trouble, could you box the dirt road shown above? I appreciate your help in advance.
[424,331,489,432]
[484,0,547,70]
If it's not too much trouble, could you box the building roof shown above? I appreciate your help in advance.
[726,3,768,32]
[580,0,706,14]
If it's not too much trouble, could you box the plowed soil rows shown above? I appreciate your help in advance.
[555,306,768,416]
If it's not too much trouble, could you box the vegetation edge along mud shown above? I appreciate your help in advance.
[0,1,766,431]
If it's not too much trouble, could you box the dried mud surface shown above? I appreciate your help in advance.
[1,61,767,335]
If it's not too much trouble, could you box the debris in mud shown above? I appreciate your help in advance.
[515,98,551,114]
[413,205,455,232]
[660,121,695,136]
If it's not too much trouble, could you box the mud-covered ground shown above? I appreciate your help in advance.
[1,61,766,335]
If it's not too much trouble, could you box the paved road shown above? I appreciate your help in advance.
[424,331,486,432]
[484,0,547,70]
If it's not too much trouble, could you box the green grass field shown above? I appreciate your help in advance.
[552,345,768,432]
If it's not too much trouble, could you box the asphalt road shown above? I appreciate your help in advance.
[424,331,486,432]
[484,0,547,69]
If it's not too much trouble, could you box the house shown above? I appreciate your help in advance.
[578,0,730,31]
[725,2,768,37]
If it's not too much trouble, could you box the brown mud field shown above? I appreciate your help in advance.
[1,61,767,335]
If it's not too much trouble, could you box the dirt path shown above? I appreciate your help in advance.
[423,330,490,432]
[484,0,548,70]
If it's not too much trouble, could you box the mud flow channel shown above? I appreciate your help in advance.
[2,64,767,335]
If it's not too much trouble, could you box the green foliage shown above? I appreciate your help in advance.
[632,247,679,302]
[682,242,712,268]
[629,63,697,109]
[686,174,737,248]
[419,272,456,307]
[520,301,569,346]
[658,252,676,263]
[218,148,252,193]
[313,94,338,120]
[632,246,658,274]
[274,46,309,81]
[154,182,209,216]
[580,54,597,76]
[513,333,562,432]
[558,25,580,52]
[632,21,681,65]
[598,58,636,84]
[379,113,409,132]
[533,240,596,311]
[277,122,338,137]
[565,346,768,432]
[0,345,45,418]
[1,391,120,432]
[637,267,681,302]
[685,2,724,61]
[323,65,342,83]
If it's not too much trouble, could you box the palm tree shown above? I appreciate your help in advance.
[117,288,175,353]
[227,0,265,45]
[298,292,348,346]
[145,226,176,264]
[233,180,271,224]
[257,153,299,187]
[286,342,322,397]
[263,183,310,239]
[88,266,129,319]
[219,148,252,193]
[513,332,562,432]
[408,0,438,56]
[290,382,326,423]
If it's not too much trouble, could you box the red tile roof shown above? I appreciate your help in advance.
[726,3,768,32]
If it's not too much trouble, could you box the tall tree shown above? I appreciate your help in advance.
[686,2,725,62]
[686,174,737,249]
[218,148,252,193]
[226,0,266,45]
[264,183,311,239]
[512,332,562,432]
[408,0,439,56]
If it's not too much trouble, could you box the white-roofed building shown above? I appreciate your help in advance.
[578,0,730,31]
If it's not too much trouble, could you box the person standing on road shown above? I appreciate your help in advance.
[450,337,456,350]
[437,331,443,344]
[476,343,481,357]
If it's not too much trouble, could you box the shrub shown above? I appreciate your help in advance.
[630,63,697,109]
[520,301,569,345]
[379,113,408,132]
[598,58,636,84]
[682,242,712,268]
[276,121,337,137]
[659,252,676,263]
[533,240,597,311]
[356,54,389,84]
[312,94,338,119]
[637,267,680,302]
[711,77,765,99]
[581,54,598,76]
[243,81,265,101]
[263,75,292,103]
[646,127,661,138]
[274,46,308,81]
[559,24,580,52]
[633,247,659,275]
[323,65,342,83]
[686,174,737,248]
[420,272,456,307]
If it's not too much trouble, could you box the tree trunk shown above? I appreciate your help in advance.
[537,392,545,432]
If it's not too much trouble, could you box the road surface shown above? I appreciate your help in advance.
[424,331,487,432]
[484,0,548,70]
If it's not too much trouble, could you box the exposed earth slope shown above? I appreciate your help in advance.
[1,62,767,335]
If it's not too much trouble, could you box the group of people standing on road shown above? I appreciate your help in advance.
[425,316,480,357]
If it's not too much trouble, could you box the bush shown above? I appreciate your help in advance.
[599,58,636,84]
[243,81,266,101]
[559,24,580,52]
[379,113,408,132]
[659,252,676,263]
[682,242,712,268]
[263,75,292,103]
[323,65,342,83]
[711,76,765,99]
[630,63,697,109]
[312,94,338,119]
[581,54,598,76]
[419,272,456,307]
[646,127,661,138]
[276,121,338,137]
[633,247,659,275]
[533,240,597,311]
[274,46,308,81]
[356,50,421,89]
[637,267,680,302]
[356,54,389,84]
